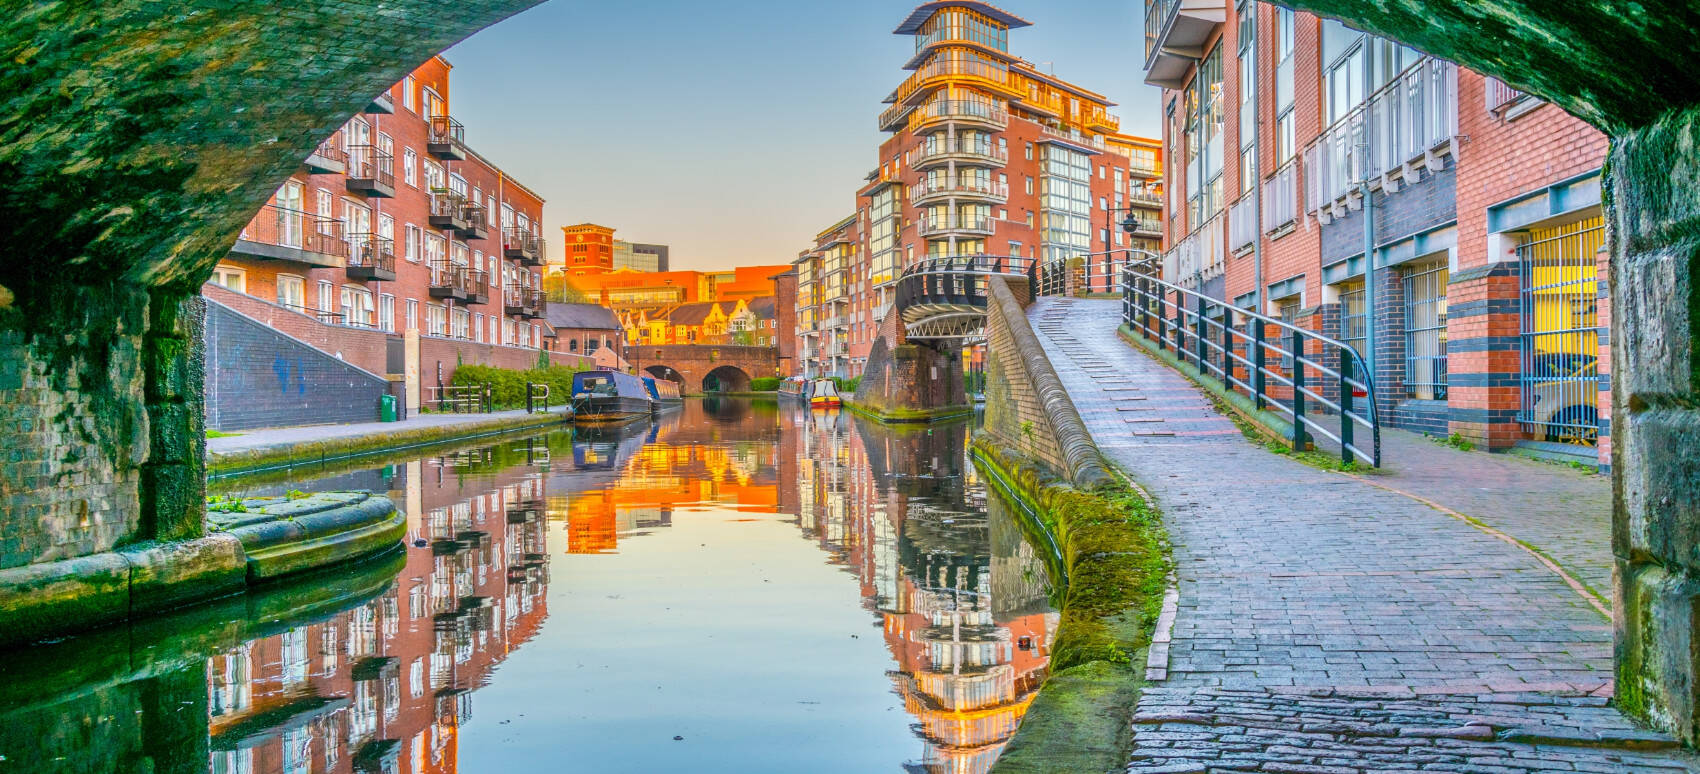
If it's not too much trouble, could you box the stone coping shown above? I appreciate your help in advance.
[206,411,567,476]
[0,491,404,648]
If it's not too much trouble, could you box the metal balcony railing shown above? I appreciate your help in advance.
[503,227,545,265]
[504,287,546,318]
[1121,265,1381,467]
[1303,58,1457,214]
[1145,0,1180,62]
[1129,190,1164,207]
[918,214,995,237]
[345,145,395,196]
[282,302,346,326]
[913,141,1008,168]
[428,115,467,160]
[305,134,346,173]
[1262,164,1299,232]
[1228,197,1257,252]
[241,204,348,260]
[912,179,1009,203]
[1161,213,1225,288]
[1040,125,1107,150]
[429,261,478,300]
[914,99,1008,128]
[344,233,396,280]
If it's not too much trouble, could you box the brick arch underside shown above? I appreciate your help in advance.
[0,0,546,566]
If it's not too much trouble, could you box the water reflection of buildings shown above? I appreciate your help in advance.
[558,401,782,553]
[789,410,1060,774]
[205,446,552,774]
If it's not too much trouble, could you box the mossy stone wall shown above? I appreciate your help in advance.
[0,0,541,569]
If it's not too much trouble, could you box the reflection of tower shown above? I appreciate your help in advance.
[783,397,1055,774]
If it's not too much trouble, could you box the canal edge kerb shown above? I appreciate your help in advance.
[970,437,1172,774]
[205,411,569,477]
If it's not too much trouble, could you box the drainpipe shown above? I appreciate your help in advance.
[1249,2,1263,313]
[1359,37,1377,376]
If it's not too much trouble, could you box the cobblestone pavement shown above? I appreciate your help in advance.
[1025,298,1693,773]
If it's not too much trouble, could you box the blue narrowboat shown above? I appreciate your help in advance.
[571,370,653,425]
[642,376,684,415]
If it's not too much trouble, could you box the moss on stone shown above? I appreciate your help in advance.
[972,438,1170,773]
[843,400,974,424]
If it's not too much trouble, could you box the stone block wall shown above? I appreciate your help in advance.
[982,277,1112,490]
[204,300,390,432]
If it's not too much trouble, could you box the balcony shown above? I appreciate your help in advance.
[913,141,1007,170]
[1161,213,1225,288]
[914,99,1008,131]
[428,262,488,304]
[503,227,545,266]
[504,288,547,319]
[911,178,1008,205]
[1129,190,1164,208]
[1144,0,1227,89]
[344,145,395,198]
[918,214,995,238]
[304,134,346,175]
[888,57,1020,111]
[427,116,467,161]
[1038,125,1106,153]
[1302,59,1458,222]
[1125,215,1163,238]
[230,205,347,269]
[344,233,397,282]
[429,192,485,239]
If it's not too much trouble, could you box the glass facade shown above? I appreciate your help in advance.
[1040,144,1091,267]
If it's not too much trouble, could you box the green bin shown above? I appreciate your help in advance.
[379,394,398,423]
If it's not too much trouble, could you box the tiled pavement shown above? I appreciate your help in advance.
[206,407,567,458]
[1026,298,1694,773]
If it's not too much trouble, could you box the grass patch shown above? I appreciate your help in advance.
[206,429,242,439]
[972,438,1170,774]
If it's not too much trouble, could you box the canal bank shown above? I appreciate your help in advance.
[206,406,570,476]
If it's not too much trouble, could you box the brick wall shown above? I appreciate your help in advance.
[204,283,390,375]
[204,300,390,432]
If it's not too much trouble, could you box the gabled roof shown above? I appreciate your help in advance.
[665,302,720,327]
[545,302,621,331]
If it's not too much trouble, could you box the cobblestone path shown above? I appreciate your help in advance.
[1027,298,1693,773]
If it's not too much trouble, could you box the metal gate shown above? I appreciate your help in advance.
[1517,216,1605,445]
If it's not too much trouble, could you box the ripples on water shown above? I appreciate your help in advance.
[0,398,1057,774]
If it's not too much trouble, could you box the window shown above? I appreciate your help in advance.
[210,265,246,294]
[1337,281,1367,357]
[1185,44,1226,225]
[1025,142,1033,160]
[317,280,334,313]
[340,286,374,328]
[452,308,471,340]
[426,304,447,336]
[277,181,304,248]
[402,76,416,112]
[1274,7,1297,163]
[1238,9,1257,195]
[405,225,421,262]
[379,294,395,333]
[277,274,305,308]
[474,313,484,343]
[1404,260,1449,400]
[403,149,418,187]
[1025,176,1033,195]
[405,299,418,332]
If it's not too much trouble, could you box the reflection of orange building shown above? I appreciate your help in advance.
[206,450,551,774]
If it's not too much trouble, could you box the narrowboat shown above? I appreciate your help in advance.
[643,376,684,415]
[571,370,653,425]
[778,376,809,402]
[809,379,842,409]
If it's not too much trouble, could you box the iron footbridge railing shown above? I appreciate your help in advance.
[1034,251,1159,299]
[1120,265,1382,467]
[894,255,1034,341]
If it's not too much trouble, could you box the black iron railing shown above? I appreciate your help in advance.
[893,254,1032,312]
[1121,264,1382,467]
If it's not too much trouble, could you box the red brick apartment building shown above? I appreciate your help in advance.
[793,1,1165,379]
[1147,0,1610,467]
[207,56,581,430]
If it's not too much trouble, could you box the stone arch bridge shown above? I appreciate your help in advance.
[634,344,778,395]
[5,0,1700,746]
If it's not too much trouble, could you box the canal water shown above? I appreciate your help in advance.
[0,399,1058,774]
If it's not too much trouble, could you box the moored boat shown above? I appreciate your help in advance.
[571,370,653,425]
[809,379,842,409]
[643,376,684,415]
[778,376,809,402]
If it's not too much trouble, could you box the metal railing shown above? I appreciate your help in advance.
[917,214,995,237]
[281,302,346,326]
[1162,213,1225,287]
[242,204,347,258]
[345,233,395,273]
[428,115,465,148]
[912,178,1009,202]
[894,254,1032,311]
[1303,58,1457,213]
[345,145,394,187]
[1262,163,1299,232]
[914,99,1008,128]
[1228,197,1257,252]
[1040,125,1107,149]
[914,141,1008,167]
[1034,252,1137,298]
[1121,265,1381,466]
[503,227,544,262]
[1144,0,1180,63]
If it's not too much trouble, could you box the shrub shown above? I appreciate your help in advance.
[749,376,782,392]
[450,363,587,409]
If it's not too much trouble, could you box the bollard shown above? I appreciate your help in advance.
[1290,327,1306,450]
[1339,346,1355,465]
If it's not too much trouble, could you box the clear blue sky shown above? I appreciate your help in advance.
[445,0,1160,270]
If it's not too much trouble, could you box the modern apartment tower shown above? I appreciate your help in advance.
[795,1,1165,379]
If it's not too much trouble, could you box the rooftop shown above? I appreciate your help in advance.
[893,1,1032,35]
